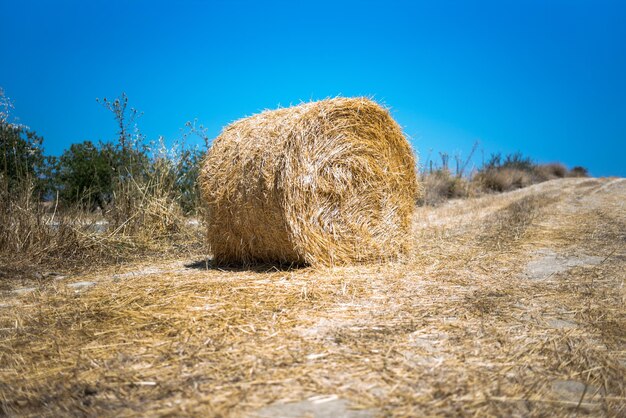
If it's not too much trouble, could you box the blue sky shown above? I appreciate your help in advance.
[1,0,625,176]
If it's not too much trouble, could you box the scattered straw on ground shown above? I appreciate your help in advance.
[1,177,625,416]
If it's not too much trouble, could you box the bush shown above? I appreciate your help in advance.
[568,166,589,177]
[476,152,536,193]
[419,169,471,206]
[534,163,567,181]
[484,152,535,172]
[54,141,119,208]
[1,89,53,197]
[475,168,533,192]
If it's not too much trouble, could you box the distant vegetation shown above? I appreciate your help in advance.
[0,88,588,274]
[2,92,204,214]
[1,90,206,274]
[418,149,588,206]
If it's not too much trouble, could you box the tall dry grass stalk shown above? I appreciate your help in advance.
[0,176,113,275]
[103,138,204,250]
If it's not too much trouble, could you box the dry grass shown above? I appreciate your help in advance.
[474,167,534,192]
[199,98,419,266]
[1,177,624,417]
[473,163,587,196]
[0,179,114,278]
[0,165,205,282]
[535,163,568,181]
[418,170,474,206]
[569,166,590,177]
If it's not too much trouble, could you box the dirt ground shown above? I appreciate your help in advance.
[1,177,625,417]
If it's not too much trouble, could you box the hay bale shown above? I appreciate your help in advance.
[199,97,419,266]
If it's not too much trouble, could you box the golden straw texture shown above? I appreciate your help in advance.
[199,97,419,266]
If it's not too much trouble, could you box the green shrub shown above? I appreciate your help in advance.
[1,89,53,197]
[55,141,117,208]
[484,152,535,172]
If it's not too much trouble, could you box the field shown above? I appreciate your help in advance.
[1,177,625,417]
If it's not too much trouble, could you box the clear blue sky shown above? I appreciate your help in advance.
[1,0,625,176]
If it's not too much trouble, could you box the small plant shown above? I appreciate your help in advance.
[96,93,143,153]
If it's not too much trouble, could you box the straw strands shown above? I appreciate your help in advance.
[199,97,419,266]
[1,178,625,416]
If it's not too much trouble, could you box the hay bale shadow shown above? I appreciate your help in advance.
[184,258,307,273]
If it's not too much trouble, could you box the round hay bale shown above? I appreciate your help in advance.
[199,97,419,266]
